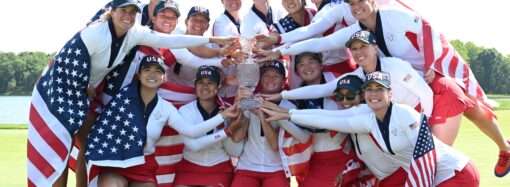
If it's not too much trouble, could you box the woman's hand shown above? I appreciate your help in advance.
[253,48,281,63]
[259,93,282,102]
[220,103,240,119]
[255,32,280,47]
[210,37,239,48]
[260,107,290,122]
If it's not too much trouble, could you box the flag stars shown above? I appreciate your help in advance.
[128,113,134,119]
[107,133,113,139]
[93,137,100,142]
[102,142,108,148]
[124,143,131,150]
[115,138,122,144]
[137,140,143,146]
[68,118,75,125]
[98,127,104,134]
[124,98,130,104]
[129,135,135,141]
[57,107,64,114]
[74,49,81,56]
[120,129,126,135]
[132,126,138,132]
[106,110,113,116]
[111,124,118,130]
[115,115,121,121]
[123,120,130,126]
[102,119,109,125]
[119,106,126,112]
[111,147,118,153]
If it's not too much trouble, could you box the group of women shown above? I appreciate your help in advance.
[27,0,508,187]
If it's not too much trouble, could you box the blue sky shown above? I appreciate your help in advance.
[1,0,509,54]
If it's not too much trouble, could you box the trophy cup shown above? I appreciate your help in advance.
[237,38,261,110]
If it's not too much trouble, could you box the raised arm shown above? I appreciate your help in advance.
[278,23,361,56]
[290,113,373,134]
[137,26,234,49]
[172,48,223,68]
[290,104,372,117]
[281,4,347,43]
[281,77,338,100]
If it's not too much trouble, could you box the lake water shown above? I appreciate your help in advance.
[0,96,31,124]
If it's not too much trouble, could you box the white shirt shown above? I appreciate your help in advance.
[289,103,469,184]
[179,100,243,166]
[281,57,433,117]
[213,11,241,37]
[80,20,210,87]
[237,100,294,172]
[240,6,286,38]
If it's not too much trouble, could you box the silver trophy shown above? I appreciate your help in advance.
[237,38,261,110]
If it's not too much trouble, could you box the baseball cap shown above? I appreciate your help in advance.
[335,75,364,93]
[260,60,286,77]
[154,0,180,17]
[345,30,376,48]
[139,55,166,73]
[195,65,221,85]
[363,71,391,89]
[294,52,322,72]
[111,0,141,12]
[186,6,210,21]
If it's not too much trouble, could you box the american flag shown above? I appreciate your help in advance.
[85,82,147,168]
[85,47,193,186]
[273,16,301,34]
[405,115,437,187]
[27,33,91,186]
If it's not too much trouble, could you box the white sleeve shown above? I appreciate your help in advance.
[393,59,434,117]
[135,26,209,49]
[223,138,245,157]
[167,104,225,138]
[277,120,311,143]
[281,77,339,100]
[290,104,372,117]
[279,23,361,55]
[172,49,223,68]
[281,4,344,43]
[290,113,373,133]
[181,130,228,151]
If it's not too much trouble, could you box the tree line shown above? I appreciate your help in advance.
[1,40,510,96]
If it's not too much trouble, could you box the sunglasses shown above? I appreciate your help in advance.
[335,92,358,101]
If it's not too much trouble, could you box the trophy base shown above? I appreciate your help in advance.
[239,98,261,110]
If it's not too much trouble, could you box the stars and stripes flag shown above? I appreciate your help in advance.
[27,33,91,186]
[82,46,194,186]
[405,115,437,187]
[273,16,302,34]
[85,82,147,168]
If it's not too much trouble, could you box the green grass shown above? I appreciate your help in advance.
[1,112,510,186]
